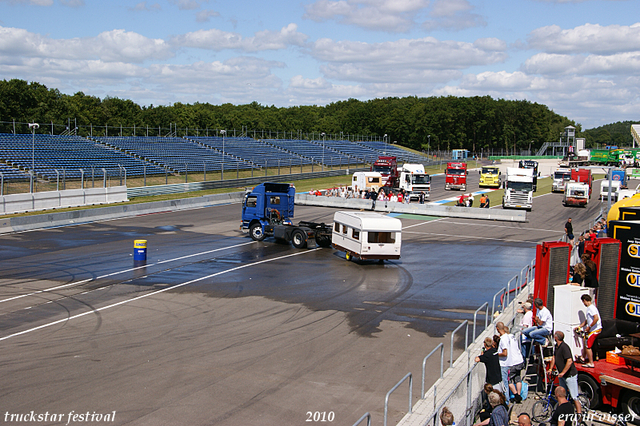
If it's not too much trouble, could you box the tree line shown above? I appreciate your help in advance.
[1,78,633,153]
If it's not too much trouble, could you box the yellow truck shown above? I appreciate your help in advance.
[479,166,501,188]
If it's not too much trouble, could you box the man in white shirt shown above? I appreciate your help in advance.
[576,294,602,368]
[519,302,533,359]
[522,298,553,356]
[497,322,525,402]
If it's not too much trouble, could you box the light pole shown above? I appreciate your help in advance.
[220,130,226,180]
[321,132,326,171]
[28,122,39,193]
[383,133,388,143]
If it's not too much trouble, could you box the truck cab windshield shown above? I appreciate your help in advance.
[554,171,571,180]
[412,175,430,184]
[481,167,498,174]
[446,168,465,175]
[373,165,392,174]
[507,182,533,192]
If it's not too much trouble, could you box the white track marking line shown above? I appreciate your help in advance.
[0,240,255,304]
[0,248,320,342]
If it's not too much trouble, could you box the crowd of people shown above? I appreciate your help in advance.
[469,271,603,426]
[310,186,431,204]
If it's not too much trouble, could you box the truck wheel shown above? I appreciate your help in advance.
[578,373,601,410]
[249,223,266,241]
[620,390,640,425]
[291,230,307,249]
[316,235,331,248]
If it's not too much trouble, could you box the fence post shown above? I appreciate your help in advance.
[101,168,106,188]
[421,343,444,398]
[80,169,84,189]
[383,372,412,426]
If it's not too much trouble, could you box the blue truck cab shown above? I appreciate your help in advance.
[610,168,628,187]
[240,182,332,248]
[241,183,294,240]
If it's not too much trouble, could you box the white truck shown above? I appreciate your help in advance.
[502,167,534,211]
[352,172,383,193]
[397,163,430,200]
[331,211,402,262]
[600,180,622,202]
[552,168,572,193]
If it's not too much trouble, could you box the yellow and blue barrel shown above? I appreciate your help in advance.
[133,240,147,262]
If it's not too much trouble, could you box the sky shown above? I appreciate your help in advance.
[0,0,638,129]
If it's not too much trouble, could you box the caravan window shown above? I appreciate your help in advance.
[334,222,341,232]
[342,225,348,235]
[352,230,360,240]
[368,232,396,244]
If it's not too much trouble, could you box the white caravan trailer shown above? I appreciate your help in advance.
[332,211,402,261]
[352,172,383,193]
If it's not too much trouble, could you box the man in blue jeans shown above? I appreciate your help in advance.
[522,298,553,358]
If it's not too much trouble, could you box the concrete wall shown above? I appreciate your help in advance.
[0,186,128,214]
[295,194,528,222]
[0,191,244,234]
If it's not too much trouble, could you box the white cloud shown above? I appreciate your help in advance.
[130,2,161,12]
[169,0,202,11]
[0,26,173,63]
[172,24,308,52]
[523,52,640,75]
[310,37,507,84]
[528,23,640,55]
[195,9,219,22]
[303,0,429,32]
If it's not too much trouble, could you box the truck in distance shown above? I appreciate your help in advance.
[331,211,401,262]
[479,166,501,188]
[571,168,593,198]
[518,160,539,191]
[444,162,468,191]
[552,168,572,193]
[371,156,398,188]
[398,163,430,200]
[502,167,534,211]
[241,182,332,248]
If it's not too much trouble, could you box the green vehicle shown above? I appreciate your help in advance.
[590,149,626,165]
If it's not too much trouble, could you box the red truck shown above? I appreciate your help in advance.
[571,168,593,198]
[445,162,468,191]
[371,156,398,188]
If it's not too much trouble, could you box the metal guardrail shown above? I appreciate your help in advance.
[384,373,413,426]
[491,286,507,319]
[353,257,536,426]
[352,412,371,426]
[421,343,444,398]
[127,168,367,198]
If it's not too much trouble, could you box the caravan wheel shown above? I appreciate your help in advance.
[345,252,352,261]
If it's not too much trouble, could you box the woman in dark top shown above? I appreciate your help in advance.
[581,254,599,289]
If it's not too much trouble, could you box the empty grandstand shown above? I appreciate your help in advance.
[97,136,256,173]
[0,133,165,180]
[357,140,431,163]
[190,136,313,168]
[265,139,357,167]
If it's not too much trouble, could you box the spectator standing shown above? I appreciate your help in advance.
[476,337,503,392]
[522,298,553,357]
[565,218,574,243]
[419,191,425,204]
[576,294,601,368]
[548,332,581,416]
[497,323,525,402]
[549,386,575,426]
[581,253,599,289]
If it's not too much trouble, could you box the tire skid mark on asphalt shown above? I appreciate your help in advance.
[0,248,320,343]
[0,240,256,304]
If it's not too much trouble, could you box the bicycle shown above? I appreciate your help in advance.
[532,371,590,423]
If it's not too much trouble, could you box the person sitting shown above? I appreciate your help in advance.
[487,391,509,426]
[522,298,553,357]
[440,406,454,426]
